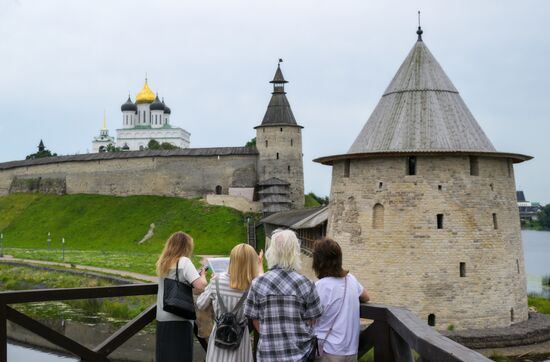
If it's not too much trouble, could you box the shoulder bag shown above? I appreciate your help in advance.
[163,259,197,320]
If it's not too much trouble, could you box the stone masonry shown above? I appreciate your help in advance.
[327,155,527,330]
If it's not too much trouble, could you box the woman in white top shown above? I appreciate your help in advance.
[155,231,207,362]
[196,243,263,362]
[312,238,370,362]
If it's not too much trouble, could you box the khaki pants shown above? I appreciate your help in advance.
[316,352,357,362]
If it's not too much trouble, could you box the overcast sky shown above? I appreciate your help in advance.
[1,0,548,204]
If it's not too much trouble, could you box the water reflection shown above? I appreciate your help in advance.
[522,230,550,297]
[8,343,77,361]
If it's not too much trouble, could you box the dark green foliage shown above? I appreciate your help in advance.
[106,144,121,152]
[538,204,550,229]
[147,139,180,150]
[542,275,550,287]
[26,150,57,160]
[245,137,256,147]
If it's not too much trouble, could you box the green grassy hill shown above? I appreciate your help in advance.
[0,193,248,274]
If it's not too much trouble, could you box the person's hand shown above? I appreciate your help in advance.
[257,249,265,275]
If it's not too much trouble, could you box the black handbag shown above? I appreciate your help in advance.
[163,260,196,320]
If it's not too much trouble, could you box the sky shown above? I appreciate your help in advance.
[0,0,549,204]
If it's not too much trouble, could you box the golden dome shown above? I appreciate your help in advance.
[135,79,156,104]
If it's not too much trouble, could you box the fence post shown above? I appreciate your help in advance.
[0,303,7,362]
[373,320,394,362]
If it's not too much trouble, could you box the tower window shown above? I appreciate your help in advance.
[407,156,416,175]
[373,204,384,229]
[469,156,479,176]
[265,140,268,148]
[280,127,283,132]
[438,185,442,191]
[378,182,383,189]
[492,213,498,229]
[291,139,293,147]
[460,262,466,277]
[490,183,494,191]
[437,214,444,229]
[288,165,291,173]
[428,314,436,327]
[511,308,514,322]
[344,160,350,178]
[276,152,279,160]
[516,259,520,274]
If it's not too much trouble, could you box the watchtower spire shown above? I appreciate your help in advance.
[417,11,423,41]
[270,59,288,94]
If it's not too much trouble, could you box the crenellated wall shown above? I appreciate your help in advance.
[327,155,528,330]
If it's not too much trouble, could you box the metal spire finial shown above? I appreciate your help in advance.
[416,11,423,41]
[278,58,283,66]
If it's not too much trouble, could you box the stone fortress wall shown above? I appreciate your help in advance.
[327,155,527,330]
[0,149,258,199]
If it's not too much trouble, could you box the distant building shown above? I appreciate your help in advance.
[91,113,116,153]
[517,191,542,222]
[116,79,191,150]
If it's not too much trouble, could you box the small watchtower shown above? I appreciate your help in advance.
[315,26,531,330]
[255,61,304,210]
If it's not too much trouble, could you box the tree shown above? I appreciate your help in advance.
[307,192,329,206]
[147,139,161,150]
[538,204,550,229]
[159,142,179,150]
[245,137,256,147]
[106,144,121,152]
[26,140,57,159]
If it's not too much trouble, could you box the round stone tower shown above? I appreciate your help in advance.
[315,28,531,330]
[256,61,305,210]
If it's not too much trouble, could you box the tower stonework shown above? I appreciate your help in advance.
[315,30,531,330]
[256,63,304,209]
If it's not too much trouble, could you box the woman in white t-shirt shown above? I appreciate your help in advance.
[155,231,208,362]
[312,238,370,362]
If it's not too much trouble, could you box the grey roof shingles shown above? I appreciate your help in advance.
[315,36,531,164]
[260,206,326,227]
[0,147,258,171]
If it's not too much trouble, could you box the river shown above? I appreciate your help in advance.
[7,230,550,361]
[523,230,550,297]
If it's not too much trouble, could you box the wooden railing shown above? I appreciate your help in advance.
[0,283,158,362]
[358,303,491,361]
[0,285,491,362]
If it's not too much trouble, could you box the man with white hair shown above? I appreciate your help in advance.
[245,229,322,362]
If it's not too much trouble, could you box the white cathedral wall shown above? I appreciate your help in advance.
[151,111,164,128]
[116,128,190,150]
[137,104,150,126]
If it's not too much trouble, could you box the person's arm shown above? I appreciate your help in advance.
[359,288,370,303]
[195,275,214,310]
[192,267,208,291]
[257,249,265,276]
[252,319,260,332]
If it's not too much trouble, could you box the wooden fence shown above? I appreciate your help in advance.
[0,284,491,362]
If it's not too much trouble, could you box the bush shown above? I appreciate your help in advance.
[542,275,550,287]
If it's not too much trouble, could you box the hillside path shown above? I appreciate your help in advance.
[0,256,157,282]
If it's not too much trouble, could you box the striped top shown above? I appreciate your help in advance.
[196,273,253,362]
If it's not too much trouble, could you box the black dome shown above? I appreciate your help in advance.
[150,95,165,111]
[162,98,171,114]
[121,96,137,112]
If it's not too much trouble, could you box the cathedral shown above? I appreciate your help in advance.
[91,79,190,152]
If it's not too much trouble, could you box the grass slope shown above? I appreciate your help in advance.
[0,193,248,273]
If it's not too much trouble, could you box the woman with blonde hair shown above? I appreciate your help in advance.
[155,231,208,362]
[196,243,263,362]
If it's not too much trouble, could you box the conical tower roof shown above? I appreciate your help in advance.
[255,62,302,128]
[316,30,531,164]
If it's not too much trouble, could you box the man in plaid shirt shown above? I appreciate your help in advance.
[245,230,323,362]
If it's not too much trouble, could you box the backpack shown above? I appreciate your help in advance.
[213,278,249,350]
